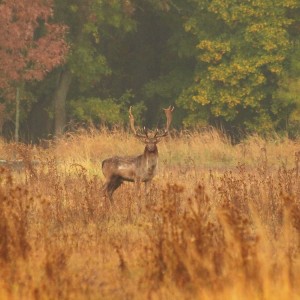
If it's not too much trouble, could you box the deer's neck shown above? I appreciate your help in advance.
[143,147,158,169]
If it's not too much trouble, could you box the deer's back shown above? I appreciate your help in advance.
[102,155,141,180]
[101,154,158,182]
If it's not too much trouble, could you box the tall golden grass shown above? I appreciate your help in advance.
[0,128,299,299]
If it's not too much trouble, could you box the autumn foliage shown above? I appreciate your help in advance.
[0,0,68,90]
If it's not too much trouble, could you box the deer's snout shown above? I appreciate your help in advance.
[146,143,157,152]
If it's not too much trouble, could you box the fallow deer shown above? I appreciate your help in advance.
[101,105,174,201]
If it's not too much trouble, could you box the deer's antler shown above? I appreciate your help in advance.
[129,106,147,138]
[129,106,137,135]
[154,105,174,138]
[163,105,174,132]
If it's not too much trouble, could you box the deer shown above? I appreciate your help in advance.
[101,105,174,202]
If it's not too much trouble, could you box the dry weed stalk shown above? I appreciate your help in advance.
[0,131,299,299]
[140,166,300,299]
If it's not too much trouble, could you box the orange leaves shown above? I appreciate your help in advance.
[0,0,68,91]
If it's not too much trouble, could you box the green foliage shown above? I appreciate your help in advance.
[54,0,136,89]
[11,0,300,140]
[177,0,300,133]
[69,98,124,126]
[68,91,146,127]
[274,42,300,137]
[68,45,111,90]
[144,69,192,99]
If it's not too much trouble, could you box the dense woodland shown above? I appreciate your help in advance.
[0,0,299,142]
[1,2,300,299]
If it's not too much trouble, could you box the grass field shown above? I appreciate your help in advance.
[0,128,299,299]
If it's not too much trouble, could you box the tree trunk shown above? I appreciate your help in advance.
[53,69,72,137]
[15,86,20,143]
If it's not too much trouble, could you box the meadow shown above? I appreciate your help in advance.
[0,128,299,300]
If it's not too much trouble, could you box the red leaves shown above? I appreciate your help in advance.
[0,0,68,91]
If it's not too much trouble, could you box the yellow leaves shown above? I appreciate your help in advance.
[208,66,227,83]
[182,0,297,127]
[197,40,231,63]
[268,65,283,74]
[253,54,284,74]
[93,32,100,44]
[247,23,267,33]
[219,92,241,108]
[192,95,210,105]
[246,23,290,53]
[211,106,222,116]
[233,63,243,72]
[208,1,269,24]
[242,96,254,107]
[184,23,192,32]
[200,53,223,63]
[290,108,300,122]
[255,74,266,85]
[230,4,258,20]
[192,89,210,105]
[207,59,258,87]
[282,0,299,8]
[183,18,197,33]
[208,0,229,15]
[233,62,255,74]
[197,40,231,53]
[263,42,278,51]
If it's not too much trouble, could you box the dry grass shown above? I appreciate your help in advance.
[0,128,299,299]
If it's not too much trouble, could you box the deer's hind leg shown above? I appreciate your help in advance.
[105,176,123,202]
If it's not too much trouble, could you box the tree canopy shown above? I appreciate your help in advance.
[0,0,68,140]
[0,0,299,141]
[0,0,67,90]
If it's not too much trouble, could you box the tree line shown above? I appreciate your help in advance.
[0,0,299,142]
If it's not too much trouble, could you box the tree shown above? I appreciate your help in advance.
[0,0,68,142]
[176,0,299,134]
[51,0,135,136]
[274,41,300,137]
[11,0,300,139]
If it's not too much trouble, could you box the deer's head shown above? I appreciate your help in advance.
[129,106,174,152]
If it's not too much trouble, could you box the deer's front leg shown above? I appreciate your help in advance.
[134,177,142,197]
[134,177,142,213]
[144,180,152,207]
[144,180,151,196]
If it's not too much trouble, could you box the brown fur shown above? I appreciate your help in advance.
[101,106,173,202]
[102,143,158,201]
